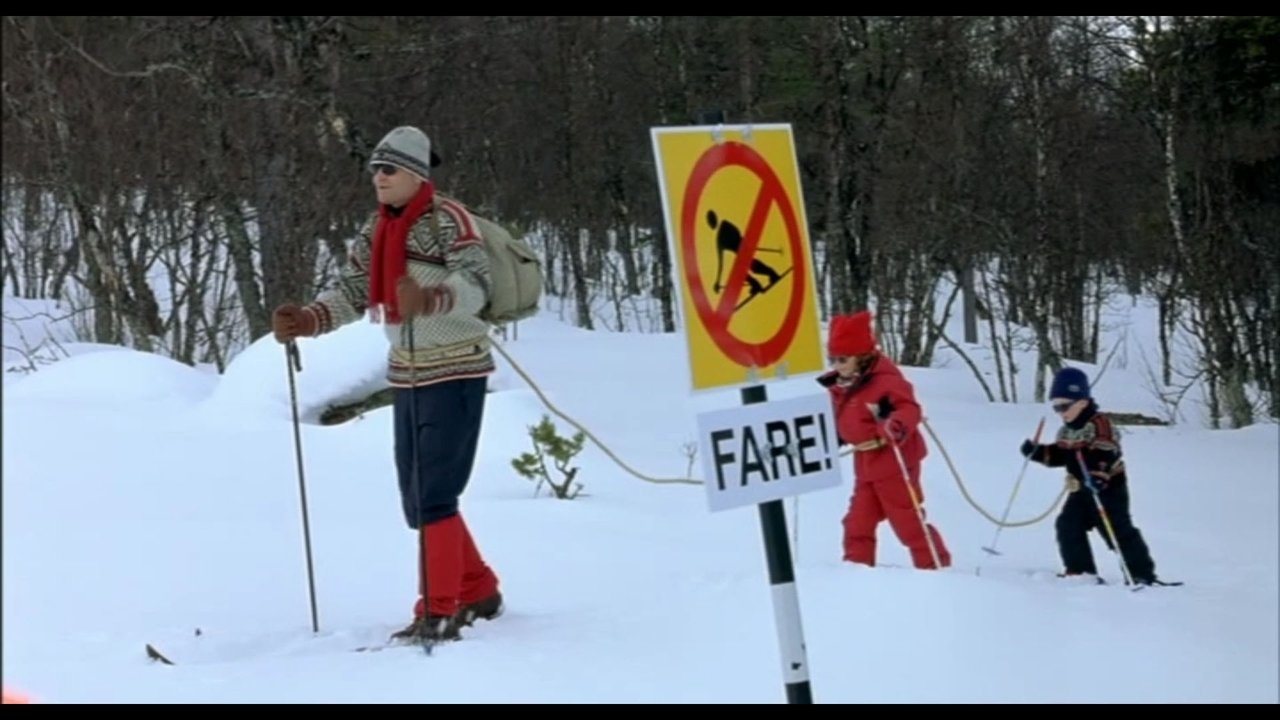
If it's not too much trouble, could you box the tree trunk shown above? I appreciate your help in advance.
[655,230,676,332]
[961,262,979,345]
[220,198,270,342]
[72,198,156,352]
[618,226,641,297]
[563,226,593,330]
[80,241,118,345]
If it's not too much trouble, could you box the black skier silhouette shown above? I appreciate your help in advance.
[707,209,784,297]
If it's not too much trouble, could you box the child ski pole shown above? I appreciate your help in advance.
[1073,450,1135,587]
[871,406,944,570]
[982,417,1046,556]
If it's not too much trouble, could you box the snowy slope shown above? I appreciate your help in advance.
[2,306,1277,703]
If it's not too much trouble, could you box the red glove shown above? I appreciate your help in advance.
[396,277,455,319]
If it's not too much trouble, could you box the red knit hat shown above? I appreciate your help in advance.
[827,311,877,357]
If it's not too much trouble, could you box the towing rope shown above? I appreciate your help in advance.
[920,419,1067,528]
[491,338,700,486]
[492,337,1066,523]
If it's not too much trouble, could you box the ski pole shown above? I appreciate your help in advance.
[982,417,1046,556]
[285,341,320,634]
[871,406,944,570]
[1073,450,1134,586]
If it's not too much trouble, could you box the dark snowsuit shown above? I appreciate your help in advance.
[1024,401,1159,584]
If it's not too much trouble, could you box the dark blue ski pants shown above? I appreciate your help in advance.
[393,377,487,529]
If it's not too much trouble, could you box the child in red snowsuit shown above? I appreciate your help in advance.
[817,311,951,569]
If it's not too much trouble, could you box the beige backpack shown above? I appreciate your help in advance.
[436,196,544,325]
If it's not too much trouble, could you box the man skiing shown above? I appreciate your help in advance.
[271,126,503,643]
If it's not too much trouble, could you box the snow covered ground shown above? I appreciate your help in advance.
[3,295,1277,703]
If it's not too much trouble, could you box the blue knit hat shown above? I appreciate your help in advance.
[1049,367,1091,401]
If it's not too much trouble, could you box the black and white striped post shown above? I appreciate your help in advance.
[741,383,813,704]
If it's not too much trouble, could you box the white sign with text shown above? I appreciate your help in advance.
[697,393,843,512]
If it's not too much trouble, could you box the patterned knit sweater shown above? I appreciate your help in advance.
[1027,402,1126,491]
[303,196,494,388]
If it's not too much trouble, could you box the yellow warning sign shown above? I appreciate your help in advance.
[651,124,824,393]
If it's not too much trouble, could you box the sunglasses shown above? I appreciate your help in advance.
[371,163,399,176]
[828,355,852,365]
[1051,401,1074,413]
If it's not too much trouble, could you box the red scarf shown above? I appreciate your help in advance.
[368,181,434,324]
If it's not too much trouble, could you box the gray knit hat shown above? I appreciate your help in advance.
[368,126,442,179]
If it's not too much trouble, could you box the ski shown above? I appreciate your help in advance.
[353,638,438,655]
[1058,575,1184,590]
[144,619,464,663]
[968,563,1183,591]
[1132,579,1184,589]
[144,637,438,662]
[145,643,175,665]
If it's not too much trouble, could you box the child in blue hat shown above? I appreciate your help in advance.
[1019,367,1167,585]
